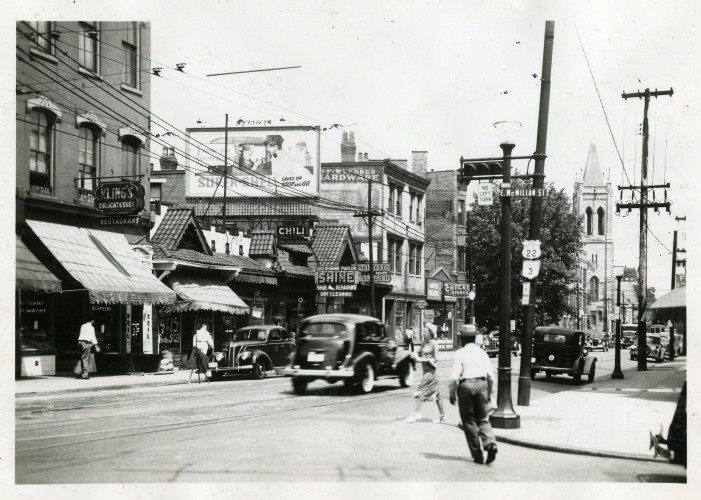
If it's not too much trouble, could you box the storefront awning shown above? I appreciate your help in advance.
[163,276,250,315]
[648,287,686,310]
[26,220,176,305]
[234,273,277,286]
[16,235,62,292]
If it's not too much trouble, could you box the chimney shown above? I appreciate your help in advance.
[411,151,428,177]
[159,145,178,170]
[357,152,363,162]
[364,153,369,161]
[341,131,357,162]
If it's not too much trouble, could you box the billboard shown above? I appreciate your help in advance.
[186,126,320,197]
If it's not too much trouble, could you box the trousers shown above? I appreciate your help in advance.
[457,379,497,460]
[78,341,92,376]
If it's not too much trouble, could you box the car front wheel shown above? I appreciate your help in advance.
[398,362,414,388]
[252,361,267,380]
[358,362,375,394]
[588,361,596,383]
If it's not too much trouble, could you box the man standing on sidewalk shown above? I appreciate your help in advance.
[449,324,497,464]
[77,318,98,379]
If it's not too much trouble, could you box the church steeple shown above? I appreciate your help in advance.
[583,144,605,186]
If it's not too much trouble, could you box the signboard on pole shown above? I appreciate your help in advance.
[521,260,541,280]
[521,282,531,305]
[521,240,542,260]
[478,184,493,206]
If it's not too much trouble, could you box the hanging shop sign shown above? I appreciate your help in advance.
[357,262,390,272]
[358,273,392,283]
[319,291,353,297]
[426,279,442,300]
[443,282,472,297]
[276,224,310,244]
[94,181,145,215]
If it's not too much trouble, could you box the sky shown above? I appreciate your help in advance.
[6,0,701,295]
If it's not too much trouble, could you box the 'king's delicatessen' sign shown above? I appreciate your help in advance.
[94,181,145,215]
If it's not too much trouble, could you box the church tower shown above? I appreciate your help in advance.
[572,144,615,334]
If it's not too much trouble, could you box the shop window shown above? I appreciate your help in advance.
[29,109,54,192]
[122,22,139,88]
[79,22,100,73]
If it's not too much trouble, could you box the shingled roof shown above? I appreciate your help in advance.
[277,248,315,279]
[310,225,358,264]
[249,231,276,258]
[151,206,211,255]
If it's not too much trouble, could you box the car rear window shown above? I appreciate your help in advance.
[302,322,348,339]
[543,333,566,343]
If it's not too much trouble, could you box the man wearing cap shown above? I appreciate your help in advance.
[449,324,498,464]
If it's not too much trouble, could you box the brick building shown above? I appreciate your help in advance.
[15,21,174,376]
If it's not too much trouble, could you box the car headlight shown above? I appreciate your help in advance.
[240,351,251,360]
[214,352,225,362]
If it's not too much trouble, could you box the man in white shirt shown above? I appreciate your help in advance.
[449,324,498,464]
[192,323,214,379]
[77,318,98,379]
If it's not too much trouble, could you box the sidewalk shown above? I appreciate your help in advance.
[15,352,685,463]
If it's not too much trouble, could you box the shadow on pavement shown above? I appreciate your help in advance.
[280,382,403,397]
[421,452,472,464]
[637,473,686,483]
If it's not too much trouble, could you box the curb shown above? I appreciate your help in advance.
[15,376,190,398]
[494,433,659,463]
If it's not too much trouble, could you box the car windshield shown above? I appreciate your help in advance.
[302,322,348,339]
[234,330,267,341]
[647,336,661,345]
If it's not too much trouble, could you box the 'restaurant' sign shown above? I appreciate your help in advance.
[94,181,145,215]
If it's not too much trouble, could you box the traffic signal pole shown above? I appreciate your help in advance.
[517,20,554,406]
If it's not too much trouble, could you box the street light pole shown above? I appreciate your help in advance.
[612,272,624,379]
[490,142,520,429]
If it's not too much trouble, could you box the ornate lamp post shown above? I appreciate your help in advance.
[612,266,625,379]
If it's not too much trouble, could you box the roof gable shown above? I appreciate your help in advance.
[583,144,605,186]
[151,206,211,255]
[429,267,453,282]
[249,231,276,258]
[311,225,359,264]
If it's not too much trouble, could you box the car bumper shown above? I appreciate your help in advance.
[278,366,355,378]
[531,365,577,374]
[210,363,253,373]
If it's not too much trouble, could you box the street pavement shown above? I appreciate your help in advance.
[15,348,686,466]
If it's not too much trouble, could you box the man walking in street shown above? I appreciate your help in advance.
[192,323,214,380]
[449,324,498,464]
[77,318,98,379]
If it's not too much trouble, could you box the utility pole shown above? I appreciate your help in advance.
[223,113,229,253]
[576,282,580,330]
[354,178,384,318]
[671,229,677,290]
[619,87,673,371]
[517,20,554,406]
[467,209,475,322]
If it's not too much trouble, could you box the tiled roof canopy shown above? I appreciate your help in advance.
[249,231,276,257]
[151,206,211,255]
[311,225,357,264]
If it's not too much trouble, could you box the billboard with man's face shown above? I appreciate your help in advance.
[185,126,320,197]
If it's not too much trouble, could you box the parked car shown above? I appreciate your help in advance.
[630,333,666,363]
[659,332,684,358]
[621,324,637,349]
[279,313,415,395]
[482,330,519,358]
[586,332,609,352]
[530,327,597,384]
[209,325,295,380]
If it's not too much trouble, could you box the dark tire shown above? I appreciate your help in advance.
[210,371,224,382]
[630,354,636,361]
[545,371,552,380]
[573,372,582,384]
[588,362,596,383]
[530,369,536,380]
[252,360,267,380]
[398,362,414,388]
[357,362,375,394]
[292,378,307,395]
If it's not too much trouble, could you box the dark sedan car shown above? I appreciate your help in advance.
[279,313,415,394]
[209,325,295,380]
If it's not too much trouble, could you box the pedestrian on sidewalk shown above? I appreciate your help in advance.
[190,323,214,380]
[77,318,98,380]
[404,325,446,423]
[404,326,414,352]
[449,324,497,464]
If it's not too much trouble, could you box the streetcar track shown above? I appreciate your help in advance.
[16,389,410,453]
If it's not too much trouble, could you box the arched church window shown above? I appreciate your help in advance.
[586,207,593,235]
[597,207,605,235]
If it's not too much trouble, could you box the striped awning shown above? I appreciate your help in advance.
[163,276,250,315]
[26,220,176,305]
[16,235,62,292]
[234,273,277,286]
[648,287,685,310]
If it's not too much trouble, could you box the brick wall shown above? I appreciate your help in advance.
[425,171,458,275]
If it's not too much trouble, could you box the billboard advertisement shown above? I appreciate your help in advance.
[185,126,320,197]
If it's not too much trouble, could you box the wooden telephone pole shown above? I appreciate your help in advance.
[619,87,673,371]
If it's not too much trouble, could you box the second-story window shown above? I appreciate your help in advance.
[150,183,162,214]
[79,22,99,73]
[78,125,99,192]
[457,247,466,272]
[409,243,416,275]
[388,186,395,214]
[122,22,139,88]
[409,193,416,221]
[121,138,141,176]
[395,185,403,216]
[28,21,53,55]
[416,194,423,223]
[29,109,54,191]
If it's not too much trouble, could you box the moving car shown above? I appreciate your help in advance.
[530,327,597,384]
[209,325,295,380]
[279,313,415,395]
[482,330,519,358]
[630,333,666,363]
[586,332,609,352]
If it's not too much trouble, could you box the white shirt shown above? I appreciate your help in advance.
[78,322,98,344]
[449,343,494,382]
[193,328,213,354]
